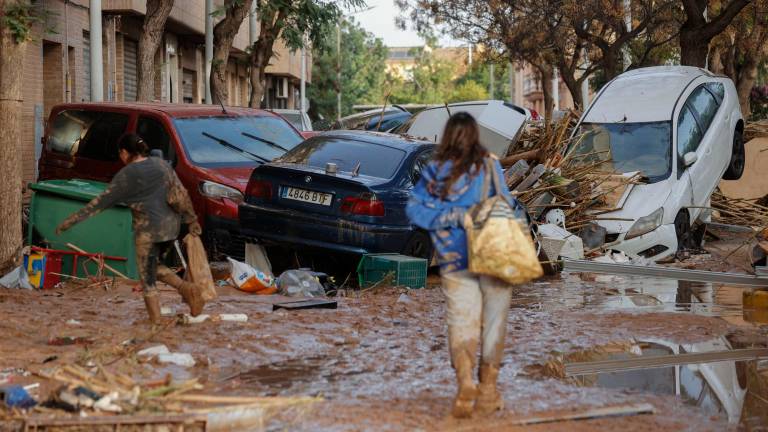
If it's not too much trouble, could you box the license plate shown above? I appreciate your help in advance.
[282,187,333,206]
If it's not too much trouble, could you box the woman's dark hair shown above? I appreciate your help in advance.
[118,133,149,158]
[432,112,488,199]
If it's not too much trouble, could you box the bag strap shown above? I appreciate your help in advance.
[486,156,519,209]
[479,158,493,200]
[489,158,505,198]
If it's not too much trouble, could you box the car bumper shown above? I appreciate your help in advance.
[239,203,415,255]
[205,215,246,259]
[611,223,678,261]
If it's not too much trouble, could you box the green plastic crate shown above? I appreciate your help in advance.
[357,253,427,289]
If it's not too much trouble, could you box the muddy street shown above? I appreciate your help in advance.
[1,269,766,431]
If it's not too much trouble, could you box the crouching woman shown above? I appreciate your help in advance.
[406,112,527,418]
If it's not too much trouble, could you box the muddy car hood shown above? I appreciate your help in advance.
[591,178,674,234]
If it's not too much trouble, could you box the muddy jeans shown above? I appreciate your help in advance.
[441,270,513,367]
[135,237,174,294]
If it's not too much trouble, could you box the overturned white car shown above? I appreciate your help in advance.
[568,66,745,261]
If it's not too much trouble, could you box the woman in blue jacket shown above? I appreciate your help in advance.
[407,112,526,418]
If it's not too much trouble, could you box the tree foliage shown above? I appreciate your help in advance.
[387,46,458,104]
[249,0,365,106]
[308,18,387,120]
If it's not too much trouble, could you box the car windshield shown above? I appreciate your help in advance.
[277,137,407,179]
[174,116,303,166]
[567,122,672,182]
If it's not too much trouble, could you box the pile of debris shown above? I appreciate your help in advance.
[500,113,642,260]
[744,120,768,142]
[2,342,319,429]
[711,190,768,228]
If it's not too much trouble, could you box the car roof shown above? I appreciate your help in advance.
[51,102,278,119]
[583,66,715,123]
[318,130,432,151]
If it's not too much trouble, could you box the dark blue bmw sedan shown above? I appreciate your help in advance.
[239,131,435,259]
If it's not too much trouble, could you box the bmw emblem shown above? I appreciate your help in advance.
[304,176,312,183]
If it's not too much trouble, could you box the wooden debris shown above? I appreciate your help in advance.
[711,190,768,227]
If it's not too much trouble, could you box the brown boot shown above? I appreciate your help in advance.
[451,347,478,418]
[475,363,504,415]
[143,292,162,324]
[158,271,205,317]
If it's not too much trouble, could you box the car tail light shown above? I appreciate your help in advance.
[341,193,385,217]
[246,180,272,199]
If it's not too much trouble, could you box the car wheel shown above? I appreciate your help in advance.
[674,211,691,251]
[723,129,745,180]
[402,231,433,260]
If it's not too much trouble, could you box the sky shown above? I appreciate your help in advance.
[352,0,461,48]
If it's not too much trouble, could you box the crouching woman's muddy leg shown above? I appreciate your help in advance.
[441,270,483,418]
[476,276,512,414]
[136,235,162,324]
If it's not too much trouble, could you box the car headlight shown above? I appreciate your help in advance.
[624,208,664,240]
[199,181,244,203]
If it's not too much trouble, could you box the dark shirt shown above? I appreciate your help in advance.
[60,157,197,243]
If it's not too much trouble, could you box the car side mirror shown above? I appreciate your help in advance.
[683,152,698,168]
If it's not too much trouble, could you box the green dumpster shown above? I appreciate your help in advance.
[28,179,138,280]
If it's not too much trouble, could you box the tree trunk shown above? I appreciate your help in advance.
[249,42,273,108]
[680,28,711,67]
[248,20,280,108]
[558,67,584,111]
[736,60,758,118]
[137,0,174,102]
[535,63,554,125]
[210,0,253,105]
[0,0,28,274]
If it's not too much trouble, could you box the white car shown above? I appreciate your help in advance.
[271,109,313,132]
[395,100,528,157]
[568,66,745,261]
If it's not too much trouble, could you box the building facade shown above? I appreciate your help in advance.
[21,0,310,186]
[510,63,586,116]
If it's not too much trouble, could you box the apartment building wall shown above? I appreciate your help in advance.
[20,0,310,188]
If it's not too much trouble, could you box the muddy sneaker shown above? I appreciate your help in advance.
[179,281,205,316]
[475,364,504,415]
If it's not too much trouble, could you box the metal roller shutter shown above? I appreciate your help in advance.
[123,39,138,102]
[83,32,91,102]
[182,69,194,103]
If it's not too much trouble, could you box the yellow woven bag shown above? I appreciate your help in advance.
[464,158,543,284]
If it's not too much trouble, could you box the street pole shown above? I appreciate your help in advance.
[89,0,103,102]
[489,63,495,99]
[249,1,258,45]
[336,21,341,121]
[508,62,515,104]
[205,0,213,104]
[581,49,590,109]
[300,37,306,113]
[552,67,559,111]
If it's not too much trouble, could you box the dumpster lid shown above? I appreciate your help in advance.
[30,179,110,201]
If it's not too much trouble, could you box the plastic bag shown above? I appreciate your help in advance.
[0,266,34,290]
[227,257,277,294]
[183,235,217,301]
[277,270,326,297]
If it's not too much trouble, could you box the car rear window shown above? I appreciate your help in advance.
[277,137,407,179]
[47,110,129,160]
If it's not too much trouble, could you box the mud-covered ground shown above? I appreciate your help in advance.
[1,263,767,431]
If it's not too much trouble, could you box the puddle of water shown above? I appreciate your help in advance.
[515,273,768,327]
[558,338,768,426]
[224,356,368,396]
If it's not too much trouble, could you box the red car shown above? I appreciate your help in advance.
[38,102,305,257]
